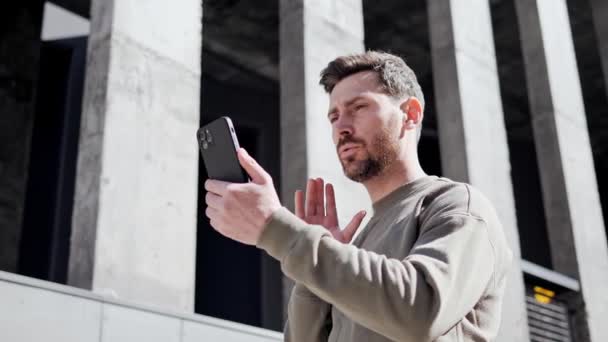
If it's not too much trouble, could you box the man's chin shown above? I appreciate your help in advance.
[344,171,371,183]
[341,162,368,182]
[340,159,357,173]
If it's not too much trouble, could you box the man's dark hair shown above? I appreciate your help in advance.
[319,51,425,108]
[319,51,425,142]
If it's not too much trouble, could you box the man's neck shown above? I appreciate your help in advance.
[363,159,427,204]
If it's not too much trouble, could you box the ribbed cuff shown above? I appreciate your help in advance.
[256,207,329,261]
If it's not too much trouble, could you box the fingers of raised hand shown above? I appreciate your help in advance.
[342,210,367,243]
[305,178,316,217]
[325,183,337,220]
[314,178,325,216]
[300,178,337,223]
[295,190,305,219]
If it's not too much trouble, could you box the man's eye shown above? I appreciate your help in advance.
[355,104,367,111]
[329,116,338,123]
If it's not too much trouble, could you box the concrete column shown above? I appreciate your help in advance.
[0,3,44,273]
[279,0,367,317]
[68,0,201,312]
[514,0,608,340]
[428,1,529,341]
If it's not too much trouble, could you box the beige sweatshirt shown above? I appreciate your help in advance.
[257,176,513,342]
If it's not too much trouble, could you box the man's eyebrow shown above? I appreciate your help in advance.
[345,95,367,107]
[327,95,367,117]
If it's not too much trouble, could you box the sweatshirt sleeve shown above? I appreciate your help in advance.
[284,284,332,342]
[257,188,497,341]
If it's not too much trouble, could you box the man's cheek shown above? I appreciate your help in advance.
[331,128,339,146]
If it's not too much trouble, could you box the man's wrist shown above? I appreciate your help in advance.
[255,204,283,245]
[256,207,329,261]
[256,207,297,258]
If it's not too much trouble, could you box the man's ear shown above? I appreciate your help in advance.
[399,97,423,131]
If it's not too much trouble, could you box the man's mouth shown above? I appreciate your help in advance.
[339,144,360,159]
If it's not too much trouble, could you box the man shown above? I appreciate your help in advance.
[204,51,512,341]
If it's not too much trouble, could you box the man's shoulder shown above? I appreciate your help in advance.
[418,177,498,223]
[420,178,513,276]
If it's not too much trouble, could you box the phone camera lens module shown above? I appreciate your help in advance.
[198,130,206,142]
[205,129,213,143]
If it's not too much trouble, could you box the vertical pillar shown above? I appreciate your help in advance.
[428,1,530,341]
[0,3,44,273]
[514,0,608,340]
[68,0,202,312]
[279,0,367,318]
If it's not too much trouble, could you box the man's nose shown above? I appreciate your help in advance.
[335,116,354,138]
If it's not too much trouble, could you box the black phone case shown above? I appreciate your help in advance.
[197,117,248,183]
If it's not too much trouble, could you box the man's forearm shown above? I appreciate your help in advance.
[257,208,495,341]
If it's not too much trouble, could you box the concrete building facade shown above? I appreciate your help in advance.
[1,0,607,341]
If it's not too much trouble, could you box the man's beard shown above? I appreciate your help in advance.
[338,129,399,182]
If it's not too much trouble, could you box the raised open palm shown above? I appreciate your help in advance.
[295,178,367,243]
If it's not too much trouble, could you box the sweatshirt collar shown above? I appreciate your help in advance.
[371,176,438,216]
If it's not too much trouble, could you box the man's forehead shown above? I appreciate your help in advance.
[329,71,384,104]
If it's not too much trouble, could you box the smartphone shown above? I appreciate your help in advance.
[197,117,248,183]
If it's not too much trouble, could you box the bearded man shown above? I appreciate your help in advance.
[204,51,512,342]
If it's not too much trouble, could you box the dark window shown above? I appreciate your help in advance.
[19,37,87,283]
[196,10,282,327]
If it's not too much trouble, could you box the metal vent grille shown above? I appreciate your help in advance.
[526,292,573,342]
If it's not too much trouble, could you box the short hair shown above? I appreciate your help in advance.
[319,51,425,141]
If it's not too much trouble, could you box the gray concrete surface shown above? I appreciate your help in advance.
[515,0,608,341]
[427,1,530,341]
[68,0,201,312]
[0,271,282,342]
[279,0,369,318]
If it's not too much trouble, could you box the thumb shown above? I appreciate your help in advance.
[238,148,269,184]
[342,210,367,243]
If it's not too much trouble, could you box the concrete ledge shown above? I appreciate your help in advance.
[0,271,283,342]
[521,259,580,292]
